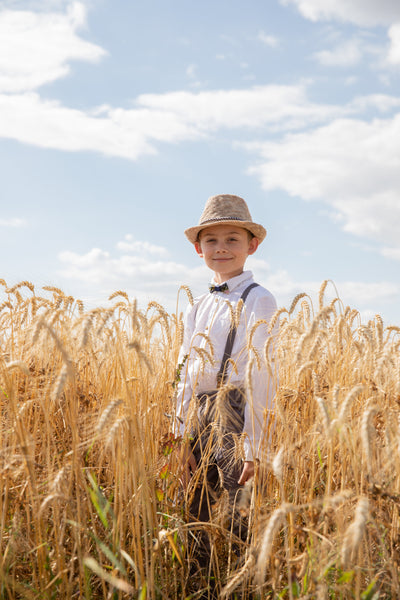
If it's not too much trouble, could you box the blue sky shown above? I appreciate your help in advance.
[1,0,400,323]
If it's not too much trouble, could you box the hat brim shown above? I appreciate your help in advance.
[184,219,267,244]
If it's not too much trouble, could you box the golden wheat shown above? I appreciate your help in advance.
[1,279,400,598]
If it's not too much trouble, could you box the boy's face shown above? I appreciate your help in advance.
[194,224,259,283]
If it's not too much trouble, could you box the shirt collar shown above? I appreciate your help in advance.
[210,270,253,293]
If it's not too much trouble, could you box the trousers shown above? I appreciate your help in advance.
[188,387,248,565]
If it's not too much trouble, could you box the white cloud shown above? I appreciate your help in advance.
[2,1,75,9]
[345,76,359,86]
[101,104,203,144]
[281,0,400,69]
[254,266,399,323]
[0,217,27,227]
[57,238,210,309]
[281,0,400,27]
[116,235,169,257]
[0,2,106,93]
[280,0,400,69]
[381,247,400,261]
[348,94,400,112]
[0,84,357,159]
[186,64,197,78]
[257,31,279,48]
[0,93,157,159]
[58,241,206,288]
[247,113,400,251]
[336,280,399,304]
[135,85,351,132]
[314,38,363,66]
[388,24,400,64]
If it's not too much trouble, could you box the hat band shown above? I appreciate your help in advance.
[199,216,248,225]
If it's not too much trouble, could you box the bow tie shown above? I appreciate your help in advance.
[209,283,229,293]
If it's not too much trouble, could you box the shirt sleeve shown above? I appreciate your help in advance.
[242,292,278,461]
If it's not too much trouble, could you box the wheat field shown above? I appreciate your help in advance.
[0,278,399,599]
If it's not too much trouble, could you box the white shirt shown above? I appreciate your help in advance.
[175,270,278,460]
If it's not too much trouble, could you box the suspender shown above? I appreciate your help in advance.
[216,282,259,387]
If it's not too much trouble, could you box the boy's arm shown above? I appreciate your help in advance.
[243,293,278,461]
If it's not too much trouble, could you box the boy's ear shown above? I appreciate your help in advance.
[194,241,203,257]
[248,237,259,256]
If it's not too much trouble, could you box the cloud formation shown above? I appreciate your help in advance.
[116,235,169,257]
[58,238,208,292]
[135,85,349,132]
[388,24,400,64]
[3,82,400,161]
[58,238,209,309]
[0,2,105,93]
[0,84,358,159]
[313,38,363,67]
[258,31,280,47]
[247,112,400,251]
[2,0,400,283]
[0,93,159,159]
[283,0,400,68]
[281,0,400,27]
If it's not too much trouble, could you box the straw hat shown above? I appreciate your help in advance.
[184,194,267,244]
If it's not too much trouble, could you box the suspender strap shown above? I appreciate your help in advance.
[216,282,260,387]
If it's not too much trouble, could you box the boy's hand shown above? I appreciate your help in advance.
[238,460,254,485]
[179,442,197,489]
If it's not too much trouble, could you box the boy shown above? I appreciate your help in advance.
[175,194,277,580]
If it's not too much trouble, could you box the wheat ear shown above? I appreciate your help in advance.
[341,497,369,566]
[255,505,289,587]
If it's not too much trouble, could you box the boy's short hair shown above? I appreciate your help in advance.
[185,194,266,244]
